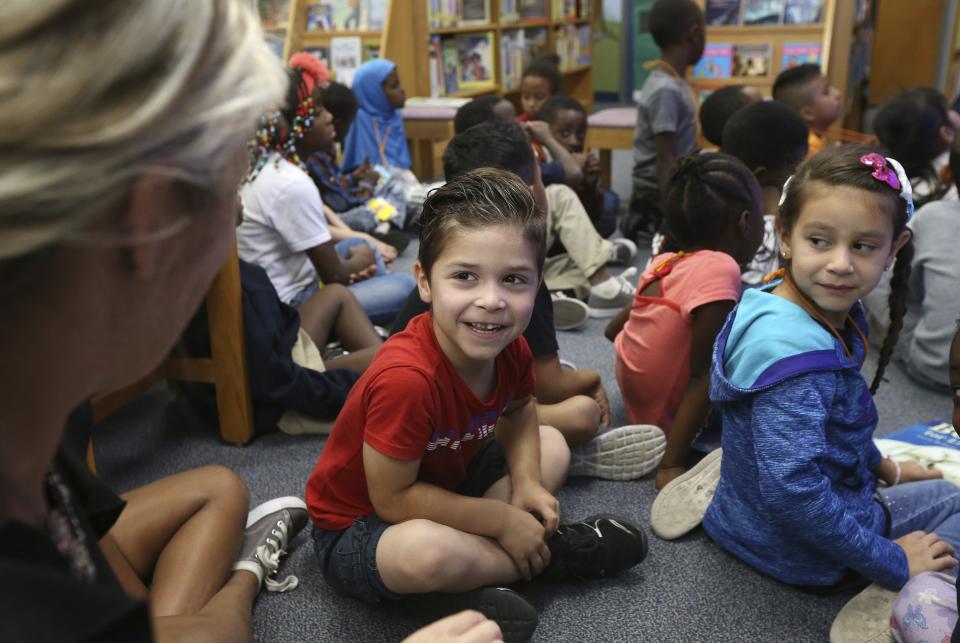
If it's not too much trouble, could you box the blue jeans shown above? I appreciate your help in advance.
[880,479,960,553]
[335,238,415,326]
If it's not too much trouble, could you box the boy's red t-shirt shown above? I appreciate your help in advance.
[305,312,535,530]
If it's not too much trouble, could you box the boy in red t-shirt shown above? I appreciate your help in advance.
[306,168,648,640]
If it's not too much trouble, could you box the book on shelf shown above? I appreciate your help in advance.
[461,0,491,23]
[706,0,741,25]
[553,24,591,70]
[742,0,784,25]
[332,0,364,30]
[367,0,387,29]
[783,0,822,24]
[500,28,526,91]
[259,0,292,29]
[520,0,548,20]
[732,43,771,77]
[457,32,495,87]
[781,41,821,69]
[500,0,520,23]
[524,26,549,61]
[693,43,733,79]
[441,38,460,94]
[551,0,577,20]
[307,0,385,31]
[306,4,332,31]
[362,41,380,61]
[578,0,591,19]
[428,35,442,96]
[305,46,331,67]
[331,36,362,86]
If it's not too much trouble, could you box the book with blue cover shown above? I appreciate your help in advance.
[883,421,960,449]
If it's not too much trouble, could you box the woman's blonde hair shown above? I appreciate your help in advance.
[0,0,287,261]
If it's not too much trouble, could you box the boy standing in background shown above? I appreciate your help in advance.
[626,0,704,242]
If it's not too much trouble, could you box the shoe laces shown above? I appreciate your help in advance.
[552,525,603,578]
[616,267,638,295]
[256,517,299,593]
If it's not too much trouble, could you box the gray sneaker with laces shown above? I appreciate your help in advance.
[234,496,308,593]
[587,267,637,318]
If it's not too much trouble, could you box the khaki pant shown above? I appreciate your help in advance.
[543,184,613,298]
[276,328,336,436]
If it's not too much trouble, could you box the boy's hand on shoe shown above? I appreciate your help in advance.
[898,460,944,483]
[497,505,553,581]
[510,480,560,536]
[895,531,957,577]
[401,610,502,643]
[655,465,686,490]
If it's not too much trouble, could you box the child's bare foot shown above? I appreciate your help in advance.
[655,465,686,490]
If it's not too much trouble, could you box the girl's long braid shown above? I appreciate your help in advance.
[870,238,914,393]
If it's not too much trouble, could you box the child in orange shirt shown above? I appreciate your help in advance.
[772,63,842,160]
[605,153,764,489]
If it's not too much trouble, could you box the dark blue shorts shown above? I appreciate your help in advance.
[312,439,506,602]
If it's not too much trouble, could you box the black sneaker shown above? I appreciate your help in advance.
[419,587,538,643]
[541,514,648,580]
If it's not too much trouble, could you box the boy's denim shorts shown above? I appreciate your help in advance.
[312,439,507,602]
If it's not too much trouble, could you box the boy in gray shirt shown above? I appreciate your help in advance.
[625,0,704,242]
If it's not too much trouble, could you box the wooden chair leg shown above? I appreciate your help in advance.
[206,243,255,445]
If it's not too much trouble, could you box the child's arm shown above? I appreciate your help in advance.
[364,445,552,580]
[604,303,632,341]
[533,353,603,405]
[322,205,398,263]
[524,121,584,187]
[495,395,560,536]
[655,299,735,489]
[653,132,678,192]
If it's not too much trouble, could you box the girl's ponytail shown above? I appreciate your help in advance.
[871,237,914,394]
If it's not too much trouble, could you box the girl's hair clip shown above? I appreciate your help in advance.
[860,153,915,221]
[778,175,793,208]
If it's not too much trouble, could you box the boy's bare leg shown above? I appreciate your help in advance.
[536,398,600,446]
[376,426,571,595]
[297,283,382,351]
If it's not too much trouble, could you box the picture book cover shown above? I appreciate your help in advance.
[781,41,822,69]
[706,0,741,25]
[367,0,388,29]
[783,0,823,24]
[332,0,364,30]
[742,0,783,25]
[362,42,380,61]
[457,33,495,87]
[693,43,733,79]
[306,2,333,31]
[259,0,292,28]
[500,0,520,23]
[500,28,525,90]
[331,36,362,86]
[732,42,771,77]
[462,0,491,23]
[521,0,548,20]
[524,26,549,62]
[881,421,960,449]
[305,46,331,67]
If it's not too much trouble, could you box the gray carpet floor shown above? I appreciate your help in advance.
[92,154,955,641]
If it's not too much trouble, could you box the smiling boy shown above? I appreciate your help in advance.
[305,168,648,640]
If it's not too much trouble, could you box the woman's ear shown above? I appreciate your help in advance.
[414,260,432,305]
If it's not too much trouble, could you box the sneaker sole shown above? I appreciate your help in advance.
[649,448,723,540]
[246,496,307,529]
[432,587,538,643]
[552,297,589,331]
[829,583,897,643]
[587,304,627,318]
[569,425,666,480]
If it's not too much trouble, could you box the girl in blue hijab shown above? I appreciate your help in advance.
[342,59,411,171]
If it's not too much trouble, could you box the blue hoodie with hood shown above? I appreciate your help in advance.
[702,284,909,590]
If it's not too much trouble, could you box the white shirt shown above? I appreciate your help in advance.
[238,155,332,303]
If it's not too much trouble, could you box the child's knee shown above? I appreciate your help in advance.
[539,425,571,470]
[567,395,602,438]
[383,520,472,584]
[194,465,250,513]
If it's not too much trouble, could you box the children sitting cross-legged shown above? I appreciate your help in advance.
[537,95,620,239]
[305,168,649,641]
[696,147,960,639]
[392,121,667,477]
[605,153,764,495]
[772,63,842,160]
[720,100,810,287]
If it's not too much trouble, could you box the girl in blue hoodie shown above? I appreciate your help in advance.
[703,146,960,600]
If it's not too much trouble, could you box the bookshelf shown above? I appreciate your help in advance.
[258,0,297,61]
[691,0,853,119]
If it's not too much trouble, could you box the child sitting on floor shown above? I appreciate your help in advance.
[720,100,810,287]
[874,87,959,208]
[538,95,620,238]
[305,168,649,641]
[453,95,517,134]
[341,58,411,171]
[772,63,842,160]
[698,84,762,149]
[605,152,764,492]
[698,147,958,626]
[626,0,704,242]
[392,121,665,477]
[519,57,563,122]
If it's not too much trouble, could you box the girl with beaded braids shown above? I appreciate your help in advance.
[696,146,960,609]
[605,152,765,491]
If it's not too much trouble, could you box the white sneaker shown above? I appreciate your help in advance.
[550,292,589,331]
[569,424,666,480]
[587,267,637,318]
[608,238,638,265]
[649,448,723,540]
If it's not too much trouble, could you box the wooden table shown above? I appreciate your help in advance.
[585,107,636,188]
[402,105,457,181]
